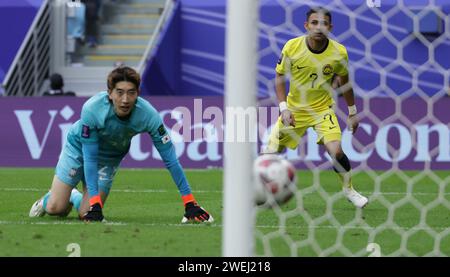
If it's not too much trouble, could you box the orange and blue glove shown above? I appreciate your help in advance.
[181,194,214,223]
[83,195,104,222]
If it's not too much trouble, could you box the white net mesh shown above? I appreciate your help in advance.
[255,0,450,257]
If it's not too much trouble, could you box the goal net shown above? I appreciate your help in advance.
[225,0,450,257]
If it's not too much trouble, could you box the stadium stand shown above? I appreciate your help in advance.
[1,0,169,96]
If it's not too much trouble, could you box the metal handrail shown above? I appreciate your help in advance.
[137,0,177,74]
[1,0,51,96]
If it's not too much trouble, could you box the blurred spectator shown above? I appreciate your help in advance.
[43,73,76,96]
[81,0,101,48]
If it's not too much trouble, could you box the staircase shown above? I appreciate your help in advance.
[74,0,166,67]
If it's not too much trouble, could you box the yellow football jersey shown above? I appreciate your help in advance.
[276,35,349,113]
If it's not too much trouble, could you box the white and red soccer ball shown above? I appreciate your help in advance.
[253,154,297,206]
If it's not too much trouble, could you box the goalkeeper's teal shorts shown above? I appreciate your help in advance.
[55,146,119,195]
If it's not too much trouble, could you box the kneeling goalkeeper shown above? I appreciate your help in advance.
[29,66,213,223]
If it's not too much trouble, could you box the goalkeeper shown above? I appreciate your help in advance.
[29,66,213,222]
[265,7,368,208]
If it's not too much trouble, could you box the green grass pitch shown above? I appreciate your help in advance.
[0,168,449,256]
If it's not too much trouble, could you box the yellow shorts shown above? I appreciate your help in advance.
[267,108,342,152]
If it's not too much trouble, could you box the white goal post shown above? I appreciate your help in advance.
[222,0,259,257]
[223,0,450,257]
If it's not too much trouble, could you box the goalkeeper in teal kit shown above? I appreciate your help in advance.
[29,66,213,223]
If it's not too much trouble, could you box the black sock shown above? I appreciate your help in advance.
[333,154,351,173]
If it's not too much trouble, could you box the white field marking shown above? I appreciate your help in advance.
[1,187,449,196]
[124,168,221,172]
[1,188,43,192]
[0,220,448,232]
[0,187,215,193]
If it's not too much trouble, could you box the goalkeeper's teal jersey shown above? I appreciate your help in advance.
[63,91,191,196]
[67,91,165,164]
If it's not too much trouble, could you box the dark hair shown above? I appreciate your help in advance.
[50,73,64,90]
[107,66,141,90]
[306,7,332,23]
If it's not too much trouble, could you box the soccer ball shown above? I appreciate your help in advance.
[253,154,297,206]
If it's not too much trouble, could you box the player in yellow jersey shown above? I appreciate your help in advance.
[265,7,368,208]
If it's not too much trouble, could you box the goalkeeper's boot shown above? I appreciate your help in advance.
[344,188,368,208]
[29,197,46,217]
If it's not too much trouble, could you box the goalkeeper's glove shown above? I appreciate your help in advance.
[83,203,104,222]
[182,202,214,223]
[83,195,104,222]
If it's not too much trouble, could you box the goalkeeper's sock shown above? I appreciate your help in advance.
[70,189,82,212]
[42,191,51,213]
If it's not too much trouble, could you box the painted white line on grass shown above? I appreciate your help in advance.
[1,187,449,196]
[0,220,208,228]
[1,188,43,192]
[0,187,217,193]
[113,189,169,193]
[0,220,448,232]
[0,187,170,193]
